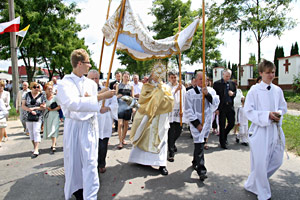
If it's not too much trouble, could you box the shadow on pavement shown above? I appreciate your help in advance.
[3,159,65,200]
[0,147,63,161]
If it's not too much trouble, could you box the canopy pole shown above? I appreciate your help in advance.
[98,0,112,74]
[178,14,183,126]
[202,0,206,126]
[103,0,126,107]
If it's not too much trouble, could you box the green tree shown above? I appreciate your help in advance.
[290,44,295,56]
[210,0,296,64]
[248,53,258,78]
[150,0,223,70]
[295,42,299,55]
[231,63,238,79]
[274,46,284,76]
[0,0,90,82]
[291,42,299,56]
[116,50,154,77]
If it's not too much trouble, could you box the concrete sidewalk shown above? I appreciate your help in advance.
[0,120,300,200]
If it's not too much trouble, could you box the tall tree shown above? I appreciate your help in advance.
[150,0,223,69]
[210,0,296,64]
[291,42,299,56]
[248,53,258,78]
[290,43,295,56]
[274,46,284,76]
[0,0,90,82]
[116,50,154,77]
[295,42,299,55]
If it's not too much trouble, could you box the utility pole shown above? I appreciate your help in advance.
[238,26,242,86]
[8,0,19,106]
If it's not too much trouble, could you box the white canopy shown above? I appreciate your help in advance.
[102,0,200,61]
[0,73,12,80]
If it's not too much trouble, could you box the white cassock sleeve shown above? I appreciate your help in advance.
[108,96,118,121]
[208,88,220,114]
[57,81,99,112]
[244,87,270,127]
[184,91,199,125]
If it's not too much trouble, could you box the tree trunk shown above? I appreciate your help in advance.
[258,37,261,64]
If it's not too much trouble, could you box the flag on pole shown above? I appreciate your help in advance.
[0,16,20,34]
[16,25,30,37]
[102,0,199,61]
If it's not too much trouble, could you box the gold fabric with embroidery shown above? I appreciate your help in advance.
[130,82,174,153]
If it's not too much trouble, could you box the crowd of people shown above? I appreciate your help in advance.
[0,48,287,200]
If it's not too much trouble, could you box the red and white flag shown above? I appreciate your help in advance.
[0,16,20,34]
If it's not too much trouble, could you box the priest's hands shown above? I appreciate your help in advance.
[175,84,182,93]
[228,90,234,96]
[97,90,116,101]
[196,124,203,132]
[100,106,110,113]
[202,87,208,95]
[98,87,109,94]
[269,111,281,122]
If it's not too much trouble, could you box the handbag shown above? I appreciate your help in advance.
[49,102,58,109]
[27,112,39,122]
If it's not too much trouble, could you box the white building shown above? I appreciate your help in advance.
[213,66,224,83]
[278,55,300,86]
[240,64,254,87]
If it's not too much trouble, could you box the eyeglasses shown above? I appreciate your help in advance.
[33,86,40,89]
[82,61,91,64]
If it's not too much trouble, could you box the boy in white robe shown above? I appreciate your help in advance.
[87,70,118,174]
[244,60,287,200]
[203,78,220,149]
[56,49,115,200]
[185,72,219,181]
[237,97,249,146]
[167,71,187,162]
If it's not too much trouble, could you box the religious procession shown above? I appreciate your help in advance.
[0,0,300,200]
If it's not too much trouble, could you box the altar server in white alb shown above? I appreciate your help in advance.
[236,97,249,146]
[167,71,186,162]
[185,71,219,181]
[244,60,287,200]
[87,70,118,174]
[56,49,115,200]
[203,77,219,150]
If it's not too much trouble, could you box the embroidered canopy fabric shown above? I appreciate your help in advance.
[102,0,200,61]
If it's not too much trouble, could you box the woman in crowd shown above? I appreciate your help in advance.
[116,71,134,149]
[43,82,61,154]
[22,82,46,158]
[0,99,8,147]
[0,80,11,142]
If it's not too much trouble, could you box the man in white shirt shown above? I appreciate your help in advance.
[52,77,58,94]
[56,49,115,200]
[16,82,30,132]
[131,74,143,99]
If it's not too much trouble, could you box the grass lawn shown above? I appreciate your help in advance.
[8,102,18,121]
[282,114,300,156]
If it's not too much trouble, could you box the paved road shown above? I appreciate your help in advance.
[0,119,299,200]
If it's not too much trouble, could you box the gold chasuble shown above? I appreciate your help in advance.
[130,82,174,153]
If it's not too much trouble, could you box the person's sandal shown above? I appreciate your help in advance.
[117,144,123,149]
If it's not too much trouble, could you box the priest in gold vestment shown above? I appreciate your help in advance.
[129,64,174,175]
